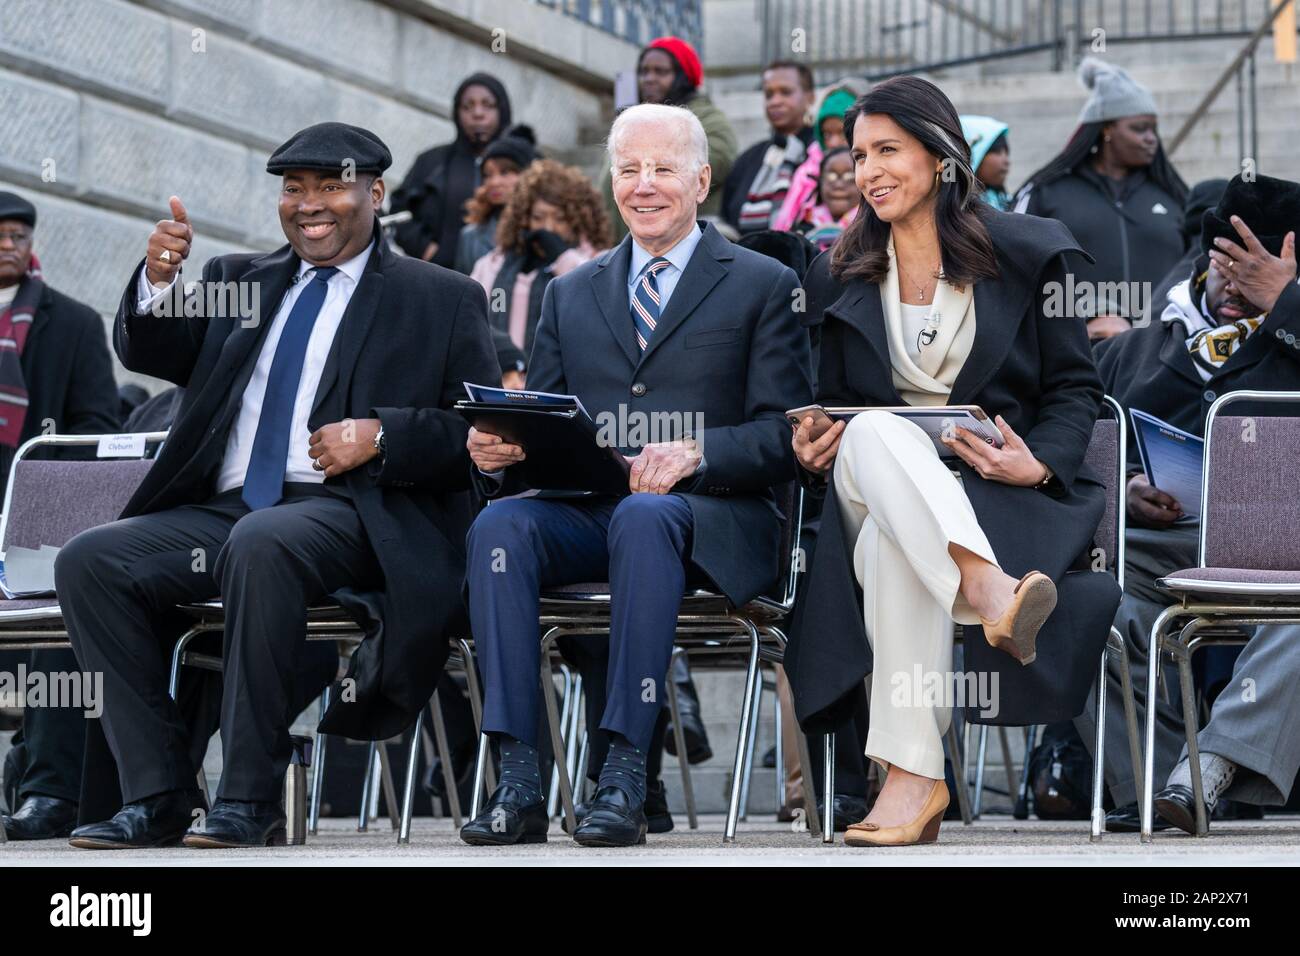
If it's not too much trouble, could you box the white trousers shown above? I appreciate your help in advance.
[832,411,1000,779]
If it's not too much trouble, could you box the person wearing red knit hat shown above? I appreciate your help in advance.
[600,36,738,236]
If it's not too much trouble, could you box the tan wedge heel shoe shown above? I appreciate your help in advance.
[843,779,950,847]
[980,570,1057,666]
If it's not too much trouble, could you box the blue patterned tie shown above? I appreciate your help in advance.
[631,257,671,352]
[241,266,338,510]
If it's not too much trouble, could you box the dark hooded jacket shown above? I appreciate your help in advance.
[389,73,512,268]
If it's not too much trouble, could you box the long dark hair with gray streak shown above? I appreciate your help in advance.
[830,75,999,287]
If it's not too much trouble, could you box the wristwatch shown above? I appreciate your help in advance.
[372,425,386,464]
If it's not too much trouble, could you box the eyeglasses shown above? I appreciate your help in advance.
[821,171,855,185]
[0,231,32,246]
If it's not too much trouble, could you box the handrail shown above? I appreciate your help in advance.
[1166,0,1295,157]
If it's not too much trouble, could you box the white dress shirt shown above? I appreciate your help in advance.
[135,241,374,493]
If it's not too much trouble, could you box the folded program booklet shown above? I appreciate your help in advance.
[785,404,1004,458]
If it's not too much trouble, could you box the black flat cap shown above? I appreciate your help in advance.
[266,122,392,176]
[0,191,36,228]
[1202,172,1300,257]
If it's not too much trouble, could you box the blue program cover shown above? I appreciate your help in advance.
[1130,408,1204,519]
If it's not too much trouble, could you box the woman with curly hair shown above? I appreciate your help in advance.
[470,159,613,360]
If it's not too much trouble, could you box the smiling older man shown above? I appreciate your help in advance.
[459,103,812,847]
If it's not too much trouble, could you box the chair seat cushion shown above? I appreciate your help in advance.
[1157,566,1300,597]
[0,597,62,627]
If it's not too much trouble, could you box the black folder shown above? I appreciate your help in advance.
[456,401,631,496]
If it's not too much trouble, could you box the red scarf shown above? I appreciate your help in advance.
[0,253,43,448]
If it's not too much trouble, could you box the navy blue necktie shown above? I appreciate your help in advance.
[241,266,338,510]
[631,257,671,352]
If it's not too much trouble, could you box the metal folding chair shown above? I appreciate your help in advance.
[821,401,1136,841]
[1140,390,1300,840]
[463,483,816,842]
[0,432,165,844]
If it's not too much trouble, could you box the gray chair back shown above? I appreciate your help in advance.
[1203,414,1300,571]
[1082,406,1123,580]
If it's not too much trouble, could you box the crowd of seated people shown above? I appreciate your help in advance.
[2,46,1297,851]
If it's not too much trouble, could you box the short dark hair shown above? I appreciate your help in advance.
[764,60,814,93]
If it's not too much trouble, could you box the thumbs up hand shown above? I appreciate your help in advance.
[145,196,193,287]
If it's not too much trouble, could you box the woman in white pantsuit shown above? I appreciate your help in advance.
[784,76,1117,846]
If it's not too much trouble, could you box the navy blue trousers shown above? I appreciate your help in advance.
[467,493,695,753]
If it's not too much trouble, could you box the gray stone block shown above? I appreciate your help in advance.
[138,0,262,38]
[0,0,169,106]
[81,99,252,235]
[167,24,329,148]
[324,80,455,186]
[0,69,79,189]
[256,0,400,88]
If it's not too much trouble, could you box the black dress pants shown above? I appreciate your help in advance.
[55,485,380,804]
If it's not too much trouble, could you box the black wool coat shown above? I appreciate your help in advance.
[1,283,120,477]
[784,207,1122,732]
[112,223,500,739]
[1096,276,1300,460]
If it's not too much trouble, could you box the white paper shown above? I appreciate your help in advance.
[96,433,147,458]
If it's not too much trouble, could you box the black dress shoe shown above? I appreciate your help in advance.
[564,779,674,835]
[1154,784,1202,835]
[2,795,79,840]
[460,784,548,846]
[572,786,647,847]
[182,798,286,848]
[69,789,205,850]
[1104,801,1175,833]
[820,794,870,832]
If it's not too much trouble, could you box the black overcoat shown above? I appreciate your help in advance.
[784,207,1122,731]
[111,223,500,739]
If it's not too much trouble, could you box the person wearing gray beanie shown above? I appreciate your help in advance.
[1015,56,1187,342]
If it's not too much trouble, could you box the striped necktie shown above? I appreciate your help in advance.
[631,257,671,352]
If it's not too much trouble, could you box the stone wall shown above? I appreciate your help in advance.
[0,0,630,387]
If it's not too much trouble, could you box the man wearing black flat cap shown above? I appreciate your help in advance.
[0,191,119,842]
[54,121,499,849]
[1075,172,1300,834]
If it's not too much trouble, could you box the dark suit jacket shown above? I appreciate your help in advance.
[1096,278,1300,463]
[1,284,120,477]
[112,222,500,739]
[785,207,1122,731]
[477,222,813,606]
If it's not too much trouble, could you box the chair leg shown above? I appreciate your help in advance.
[166,627,204,701]
[1016,724,1039,816]
[1174,628,1210,837]
[724,620,762,843]
[358,741,378,831]
[822,733,835,844]
[459,640,496,795]
[564,675,583,798]
[944,722,973,825]
[665,651,698,830]
[972,724,988,818]
[429,691,463,828]
[540,630,577,835]
[1114,634,1145,804]
[575,731,591,807]
[792,724,822,838]
[376,741,400,831]
[1142,606,1182,842]
[309,687,329,835]
[469,732,490,821]
[773,687,785,814]
[738,665,764,822]
[546,665,574,820]
[398,709,423,844]
[997,727,1016,805]
[1090,650,1109,841]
